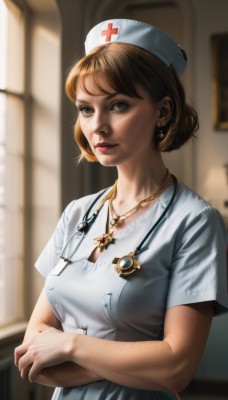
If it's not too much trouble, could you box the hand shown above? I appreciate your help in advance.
[30,362,103,388]
[30,368,57,387]
[15,328,73,382]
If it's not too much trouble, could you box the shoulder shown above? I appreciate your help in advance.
[175,181,221,219]
[176,181,211,209]
[172,181,227,244]
[62,187,109,225]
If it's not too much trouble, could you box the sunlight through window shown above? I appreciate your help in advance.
[0,0,25,326]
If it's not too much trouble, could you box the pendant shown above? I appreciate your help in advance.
[93,231,114,251]
[110,216,119,227]
[112,251,141,277]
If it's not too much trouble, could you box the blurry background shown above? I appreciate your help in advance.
[0,0,227,399]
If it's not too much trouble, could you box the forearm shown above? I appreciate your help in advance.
[24,321,60,342]
[67,303,212,393]
[35,362,103,388]
[69,335,179,391]
[23,288,62,342]
[16,303,212,393]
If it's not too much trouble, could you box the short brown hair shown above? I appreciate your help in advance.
[65,42,199,162]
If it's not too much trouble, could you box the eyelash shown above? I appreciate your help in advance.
[78,106,93,115]
[111,101,129,112]
[77,101,129,116]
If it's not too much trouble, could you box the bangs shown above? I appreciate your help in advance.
[66,43,145,101]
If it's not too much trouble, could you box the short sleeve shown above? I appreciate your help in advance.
[167,206,228,315]
[35,201,76,277]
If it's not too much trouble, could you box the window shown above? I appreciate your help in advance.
[0,0,25,326]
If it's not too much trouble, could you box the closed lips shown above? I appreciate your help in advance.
[95,143,117,147]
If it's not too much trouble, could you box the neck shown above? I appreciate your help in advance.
[115,161,169,206]
[109,168,169,223]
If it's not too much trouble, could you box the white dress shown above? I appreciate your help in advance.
[35,180,228,400]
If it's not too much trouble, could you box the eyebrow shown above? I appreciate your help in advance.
[76,92,121,104]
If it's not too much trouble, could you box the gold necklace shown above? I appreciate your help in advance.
[109,168,169,227]
[93,169,169,251]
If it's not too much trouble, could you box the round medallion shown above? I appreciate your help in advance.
[119,256,133,270]
[113,253,141,277]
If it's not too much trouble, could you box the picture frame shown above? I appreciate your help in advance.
[211,32,228,130]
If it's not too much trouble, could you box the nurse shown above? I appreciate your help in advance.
[15,19,228,400]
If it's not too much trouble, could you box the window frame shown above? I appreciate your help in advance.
[0,0,29,328]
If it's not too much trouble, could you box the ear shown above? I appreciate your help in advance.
[157,96,173,126]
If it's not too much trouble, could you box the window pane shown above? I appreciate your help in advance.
[4,209,23,263]
[0,0,25,92]
[0,93,24,209]
[0,255,23,324]
[0,0,8,89]
[0,92,6,144]
[5,94,24,155]
[0,143,5,207]
[0,0,25,326]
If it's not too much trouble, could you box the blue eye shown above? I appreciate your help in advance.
[112,102,128,112]
[78,106,93,116]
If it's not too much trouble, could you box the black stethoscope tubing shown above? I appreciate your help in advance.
[77,188,107,233]
[61,176,177,261]
[134,175,177,255]
[60,188,107,261]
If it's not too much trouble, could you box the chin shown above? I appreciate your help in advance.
[98,160,117,167]
[95,155,117,167]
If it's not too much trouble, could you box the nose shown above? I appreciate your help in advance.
[93,111,110,136]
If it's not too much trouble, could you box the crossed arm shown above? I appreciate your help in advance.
[15,287,213,393]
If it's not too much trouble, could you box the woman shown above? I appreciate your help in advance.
[15,19,228,400]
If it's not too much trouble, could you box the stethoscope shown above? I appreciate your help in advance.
[58,176,178,271]
[76,189,108,234]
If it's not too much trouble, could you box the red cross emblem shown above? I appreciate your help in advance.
[101,22,119,42]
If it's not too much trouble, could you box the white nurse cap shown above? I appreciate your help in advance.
[85,19,187,76]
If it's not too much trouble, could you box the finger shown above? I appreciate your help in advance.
[20,362,33,380]
[18,350,34,378]
[17,345,42,381]
[28,361,42,382]
[14,345,27,367]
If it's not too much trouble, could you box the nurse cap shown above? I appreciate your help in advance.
[85,19,187,76]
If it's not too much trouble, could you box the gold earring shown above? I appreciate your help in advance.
[158,126,165,140]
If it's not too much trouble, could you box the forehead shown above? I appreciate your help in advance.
[75,76,154,107]
[76,73,116,97]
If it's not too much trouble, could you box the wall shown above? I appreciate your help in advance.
[189,0,228,381]
[192,0,228,200]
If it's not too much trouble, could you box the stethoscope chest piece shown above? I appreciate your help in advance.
[77,221,88,232]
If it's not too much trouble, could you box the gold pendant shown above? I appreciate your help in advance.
[112,251,141,277]
[109,216,120,227]
[93,231,114,251]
